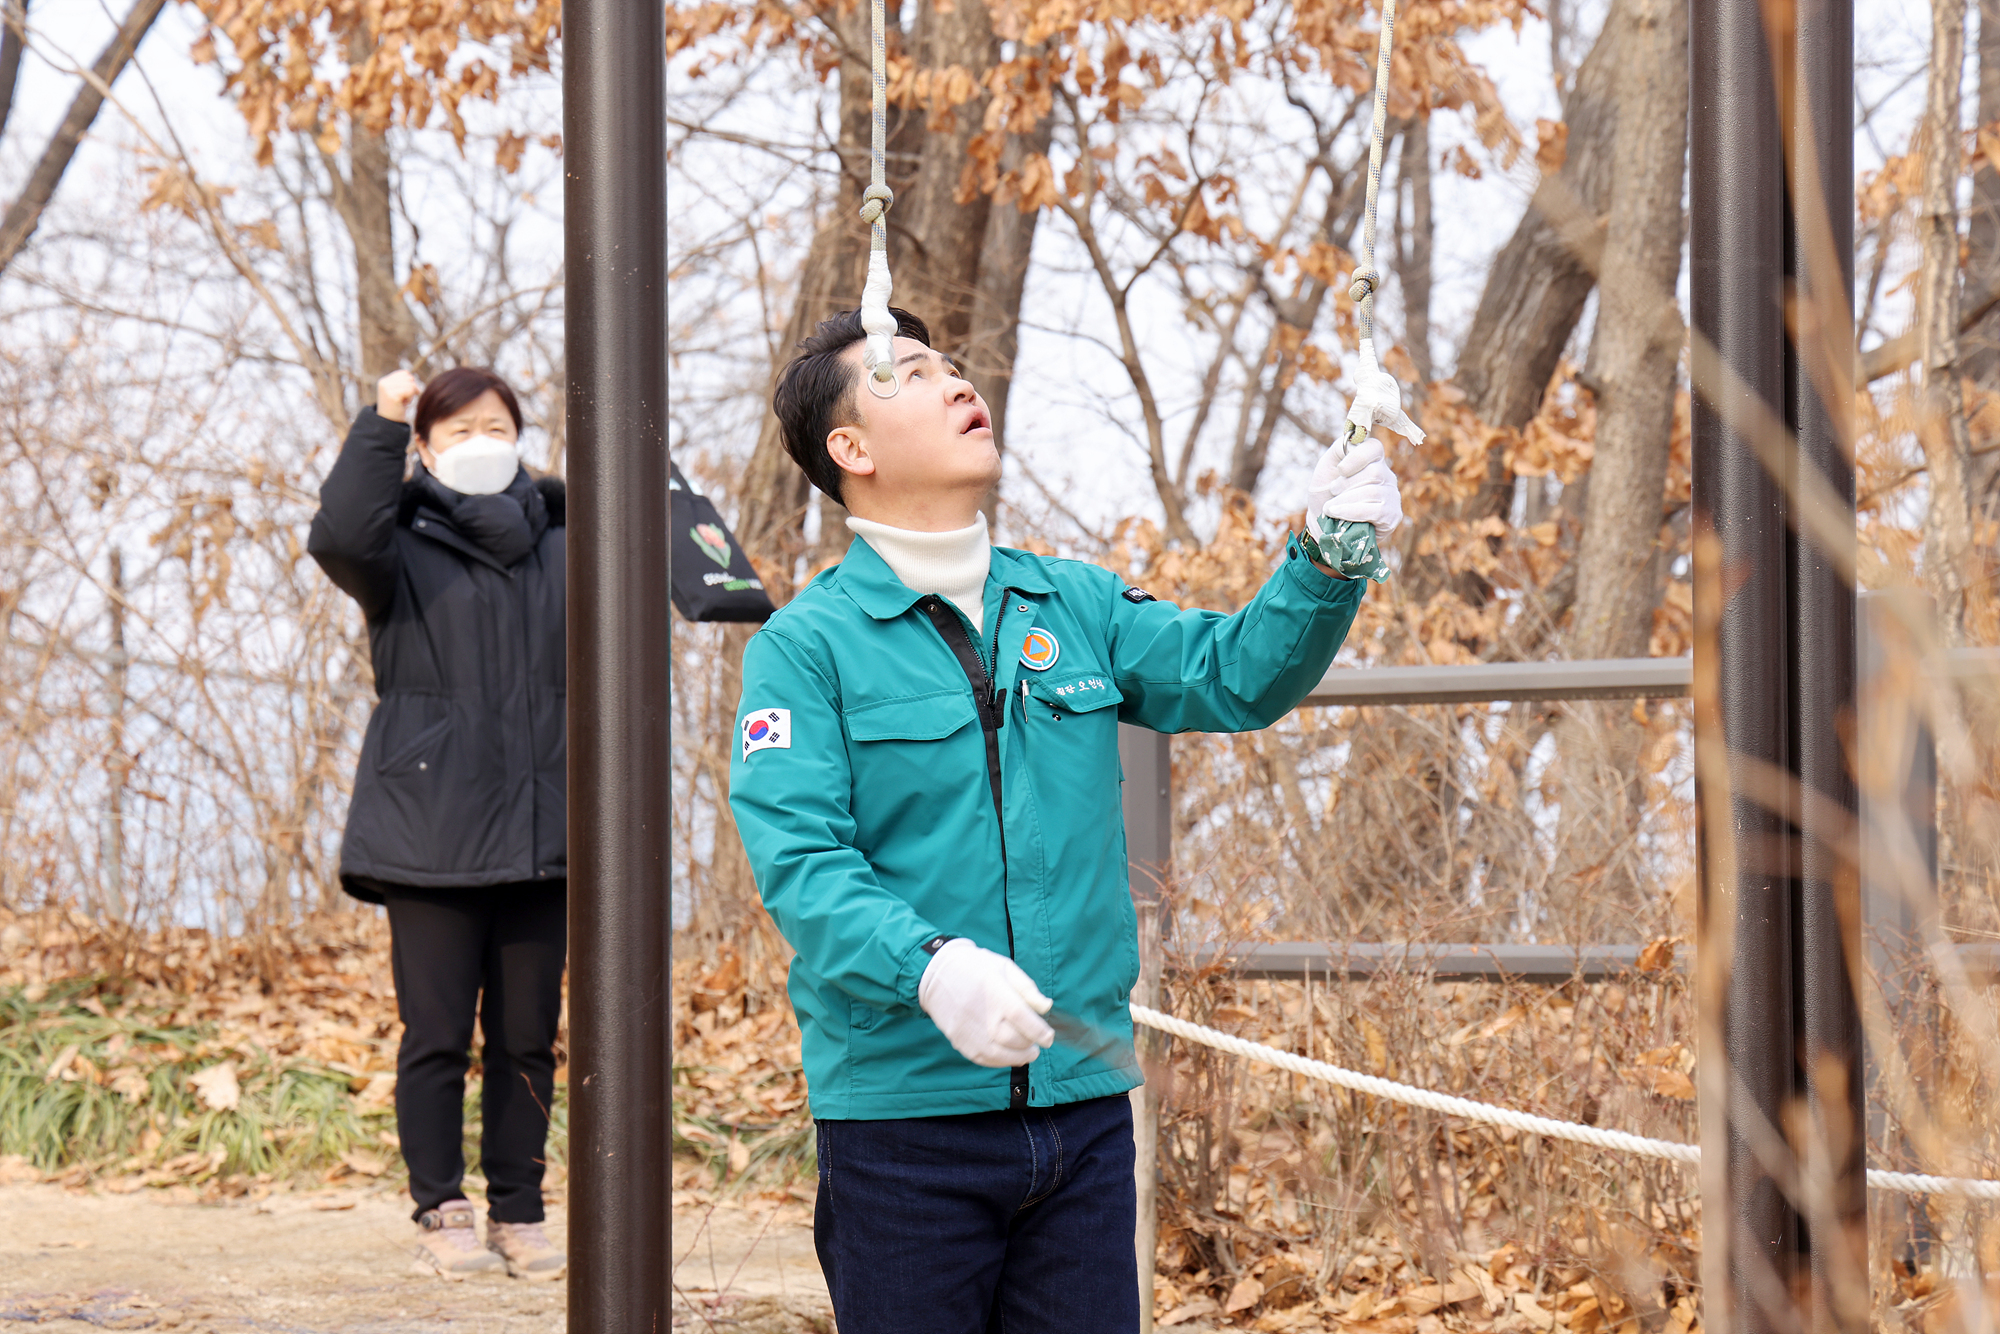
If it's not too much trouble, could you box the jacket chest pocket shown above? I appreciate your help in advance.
[1023,671,1122,722]
[843,689,979,744]
[841,689,984,835]
[1021,670,1124,778]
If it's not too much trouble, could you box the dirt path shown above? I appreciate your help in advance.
[0,1182,830,1332]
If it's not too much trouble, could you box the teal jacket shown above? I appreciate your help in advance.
[728,533,1363,1119]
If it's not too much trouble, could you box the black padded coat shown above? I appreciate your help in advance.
[307,407,567,903]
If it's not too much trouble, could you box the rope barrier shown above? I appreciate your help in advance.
[1128,1004,2000,1198]
[857,0,898,396]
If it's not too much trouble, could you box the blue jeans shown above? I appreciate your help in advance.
[814,1094,1140,1334]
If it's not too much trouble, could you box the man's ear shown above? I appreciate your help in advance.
[826,424,876,481]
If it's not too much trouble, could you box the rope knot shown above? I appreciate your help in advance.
[1349,268,1379,304]
[859,183,895,226]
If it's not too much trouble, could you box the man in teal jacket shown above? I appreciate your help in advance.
[729,307,1402,1334]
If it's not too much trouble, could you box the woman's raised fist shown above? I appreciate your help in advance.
[376,369,421,424]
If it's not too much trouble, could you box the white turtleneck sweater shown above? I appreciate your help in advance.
[846,513,992,629]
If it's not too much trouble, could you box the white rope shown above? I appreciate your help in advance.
[1130,1004,2000,1198]
[1310,0,1420,582]
[1346,0,1399,418]
[857,0,897,395]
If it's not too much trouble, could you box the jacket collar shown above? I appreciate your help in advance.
[838,533,1056,622]
[990,545,1057,597]
[410,506,516,575]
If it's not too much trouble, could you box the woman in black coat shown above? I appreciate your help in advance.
[308,368,567,1281]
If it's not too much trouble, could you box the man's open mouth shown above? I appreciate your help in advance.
[960,411,990,435]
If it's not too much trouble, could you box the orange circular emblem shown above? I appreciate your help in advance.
[1020,629,1061,671]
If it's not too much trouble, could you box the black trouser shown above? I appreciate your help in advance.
[380,881,566,1224]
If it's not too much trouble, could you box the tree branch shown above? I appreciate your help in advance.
[1861,282,2000,382]
[0,0,27,148]
[0,0,168,279]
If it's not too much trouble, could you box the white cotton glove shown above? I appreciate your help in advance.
[918,938,1056,1068]
[1308,437,1405,541]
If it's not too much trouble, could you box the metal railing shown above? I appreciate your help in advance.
[1119,627,1994,979]
[1300,655,1691,708]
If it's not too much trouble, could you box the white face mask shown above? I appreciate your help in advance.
[430,433,520,496]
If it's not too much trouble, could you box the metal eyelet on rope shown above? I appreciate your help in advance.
[858,0,899,399]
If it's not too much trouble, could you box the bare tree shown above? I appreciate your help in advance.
[1553,0,1689,935]
[0,0,26,144]
[1963,0,2000,515]
[1568,0,1688,664]
[731,2,879,587]
[1386,0,1624,625]
[1917,0,1980,642]
[0,0,170,278]
[321,38,420,385]
[1393,115,1435,387]
[1452,3,1620,438]
[731,2,1051,579]
[966,116,1054,527]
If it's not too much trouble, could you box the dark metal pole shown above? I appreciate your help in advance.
[564,0,671,1326]
[1691,0,1797,1324]
[1789,0,1865,1322]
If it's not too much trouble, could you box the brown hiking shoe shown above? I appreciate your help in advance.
[487,1219,566,1281]
[412,1199,505,1279]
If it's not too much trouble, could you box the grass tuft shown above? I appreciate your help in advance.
[0,976,568,1188]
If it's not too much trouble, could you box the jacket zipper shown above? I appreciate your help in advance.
[917,594,1030,1112]
[521,550,539,880]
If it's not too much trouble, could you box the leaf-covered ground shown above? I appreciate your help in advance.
[3,907,1973,1332]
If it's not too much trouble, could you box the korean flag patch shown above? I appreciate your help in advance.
[742,708,791,760]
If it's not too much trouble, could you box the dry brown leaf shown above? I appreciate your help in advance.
[189,1062,241,1111]
[1629,1064,1696,1100]
[43,1043,80,1082]
[1511,1292,1556,1329]
[354,1073,397,1109]
[1225,1275,1265,1313]
[1362,1018,1388,1074]
[1160,1297,1220,1326]
[1402,1277,1481,1316]
[1461,1263,1506,1313]
[1534,119,1569,175]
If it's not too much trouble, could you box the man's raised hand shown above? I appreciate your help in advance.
[377,370,421,424]
[1308,437,1404,541]
[918,939,1055,1068]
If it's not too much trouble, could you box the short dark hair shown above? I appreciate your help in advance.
[414,366,523,443]
[772,307,931,504]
